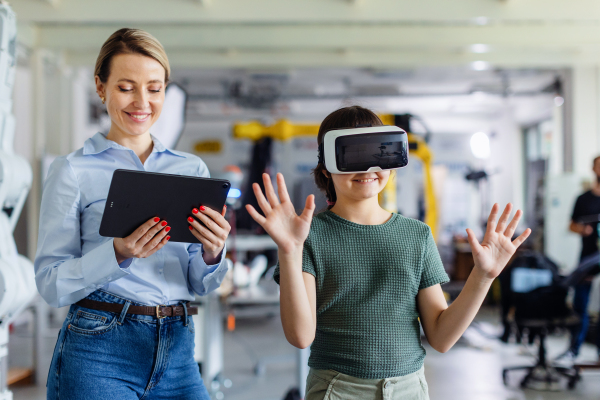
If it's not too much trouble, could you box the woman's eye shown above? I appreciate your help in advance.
[119,87,132,92]
[149,88,162,93]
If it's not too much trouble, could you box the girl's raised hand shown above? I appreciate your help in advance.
[466,203,531,281]
[246,173,315,254]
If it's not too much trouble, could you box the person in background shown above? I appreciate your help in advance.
[556,156,600,365]
[247,106,530,400]
[35,28,230,400]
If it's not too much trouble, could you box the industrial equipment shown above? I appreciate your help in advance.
[0,4,36,399]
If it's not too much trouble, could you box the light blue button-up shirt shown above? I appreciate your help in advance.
[34,132,228,308]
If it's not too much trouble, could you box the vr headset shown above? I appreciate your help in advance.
[318,126,409,174]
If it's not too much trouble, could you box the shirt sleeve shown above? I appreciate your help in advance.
[185,158,229,295]
[273,236,316,285]
[419,227,450,290]
[571,195,584,222]
[34,157,130,308]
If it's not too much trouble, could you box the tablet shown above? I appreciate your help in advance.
[99,169,230,243]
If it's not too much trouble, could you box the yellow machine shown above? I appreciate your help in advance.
[232,116,438,239]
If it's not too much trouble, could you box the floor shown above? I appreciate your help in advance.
[8,306,600,400]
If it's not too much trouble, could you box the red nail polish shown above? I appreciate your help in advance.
[154,217,160,222]
[193,208,199,214]
[188,217,194,223]
[200,206,206,211]
[166,236,171,240]
[165,226,171,232]
[161,221,167,226]
[189,226,193,230]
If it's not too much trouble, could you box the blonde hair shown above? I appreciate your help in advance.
[95,28,170,83]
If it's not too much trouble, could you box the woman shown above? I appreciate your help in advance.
[34,28,229,400]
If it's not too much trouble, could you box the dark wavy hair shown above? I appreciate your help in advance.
[312,106,383,209]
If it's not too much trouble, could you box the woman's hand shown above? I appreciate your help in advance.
[113,217,171,264]
[246,173,315,255]
[466,203,531,281]
[188,204,231,265]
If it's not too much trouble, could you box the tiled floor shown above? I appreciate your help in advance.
[9,306,600,400]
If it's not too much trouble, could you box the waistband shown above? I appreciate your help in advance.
[310,366,425,385]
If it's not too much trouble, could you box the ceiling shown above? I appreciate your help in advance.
[12,0,600,68]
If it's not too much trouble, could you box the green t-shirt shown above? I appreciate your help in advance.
[274,211,449,379]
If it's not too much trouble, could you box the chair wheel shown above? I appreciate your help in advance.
[568,378,577,389]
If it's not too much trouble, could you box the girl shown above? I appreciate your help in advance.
[246,106,530,400]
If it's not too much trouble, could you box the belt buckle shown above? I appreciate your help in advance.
[156,305,167,319]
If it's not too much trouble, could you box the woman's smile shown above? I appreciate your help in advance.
[124,111,151,123]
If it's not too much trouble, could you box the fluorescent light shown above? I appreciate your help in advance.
[470,132,491,159]
[470,44,490,54]
[471,61,491,71]
[472,16,490,26]
[227,188,242,198]
[554,96,565,107]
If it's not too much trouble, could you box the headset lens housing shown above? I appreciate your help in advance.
[335,132,408,172]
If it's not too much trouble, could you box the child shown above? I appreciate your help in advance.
[246,106,530,400]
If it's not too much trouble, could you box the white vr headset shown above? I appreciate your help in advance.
[318,126,409,174]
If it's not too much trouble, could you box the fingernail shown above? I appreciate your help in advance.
[166,236,171,240]
[154,217,160,222]
[200,206,206,211]
[188,217,194,223]
[165,226,171,233]
[161,221,167,226]
[193,208,199,214]
[189,226,193,230]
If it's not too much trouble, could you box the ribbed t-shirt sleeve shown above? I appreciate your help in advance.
[419,228,450,290]
[273,238,317,285]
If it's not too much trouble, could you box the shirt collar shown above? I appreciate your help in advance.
[83,132,184,158]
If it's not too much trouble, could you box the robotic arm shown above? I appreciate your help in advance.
[0,3,36,398]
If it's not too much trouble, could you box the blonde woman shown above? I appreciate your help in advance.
[35,28,229,400]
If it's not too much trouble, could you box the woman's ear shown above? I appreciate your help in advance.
[94,75,105,100]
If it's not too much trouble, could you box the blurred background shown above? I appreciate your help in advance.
[5,1,600,399]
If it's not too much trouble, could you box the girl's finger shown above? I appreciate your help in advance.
[276,173,291,204]
[512,228,531,248]
[495,204,513,234]
[466,228,483,255]
[246,204,267,225]
[222,205,227,217]
[262,173,280,207]
[485,203,500,237]
[504,209,523,238]
[252,182,272,214]
[300,194,316,222]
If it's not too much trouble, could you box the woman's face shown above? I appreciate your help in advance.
[330,170,391,203]
[95,53,166,139]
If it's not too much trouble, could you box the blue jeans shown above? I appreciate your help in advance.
[570,283,600,355]
[47,290,210,400]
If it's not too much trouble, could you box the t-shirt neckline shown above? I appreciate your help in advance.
[324,210,397,229]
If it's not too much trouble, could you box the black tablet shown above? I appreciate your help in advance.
[99,169,230,243]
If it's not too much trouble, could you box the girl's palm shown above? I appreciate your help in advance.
[467,204,531,280]
[246,173,315,253]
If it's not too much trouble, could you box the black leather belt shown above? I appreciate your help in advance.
[76,299,198,319]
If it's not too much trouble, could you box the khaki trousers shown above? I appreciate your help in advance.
[305,367,429,400]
